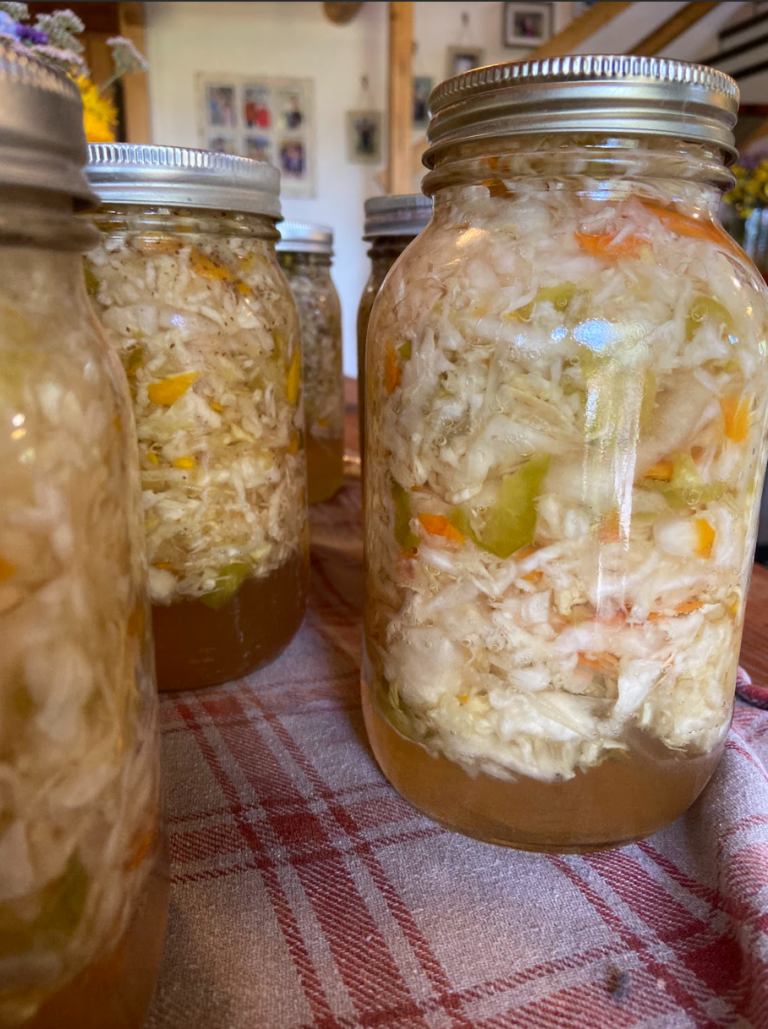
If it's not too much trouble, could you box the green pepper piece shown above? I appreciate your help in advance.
[272,330,285,361]
[476,454,550,559]
[391,479,420,551]
[398,340,412,361]
[685,296,734,341]
[121,344,145,377]
[641,452,726,510]
[200,562,251,610]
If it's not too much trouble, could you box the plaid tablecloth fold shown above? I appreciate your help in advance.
[145,482,768,1029]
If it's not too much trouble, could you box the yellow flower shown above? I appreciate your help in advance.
[76,75,117,144]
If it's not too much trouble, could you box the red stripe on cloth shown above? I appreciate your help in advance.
[245,692,477,1029]
[585,850,750,1019]
[726,735,768,784]
[175,701,342,1029]
[551,857,724,1029]
[215,696,435,1029]
[474,974,679,1029]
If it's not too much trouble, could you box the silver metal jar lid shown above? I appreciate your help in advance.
[0,42,95,205]
[363,194,432,239]
[277,221,333,255]
[86,144,281,219]
[426,55,739,166]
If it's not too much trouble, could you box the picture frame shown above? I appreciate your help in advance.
[446,46,485,79]
[346,109,383,164]
[413,76,433,131]
[197,73,315,198]
[503,2,553,48]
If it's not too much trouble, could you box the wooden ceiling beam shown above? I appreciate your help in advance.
[531,1,633,60]
[387,1,414,194]
[633,1,720,57]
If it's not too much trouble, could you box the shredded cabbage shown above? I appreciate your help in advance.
[0,249,160,1024]
[366,160,768,784]
[86,212,307,605]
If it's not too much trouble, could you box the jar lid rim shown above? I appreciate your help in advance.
[276,219,333,255]
[86,144,282,219]
[363,193,432,239]
[426,55,739,166]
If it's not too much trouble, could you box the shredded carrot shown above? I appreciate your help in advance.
[125,826,155,871]
[643,203,738,252]
[482,156,500,171]
[721,393,750,443]
[287,431,301,456]
[481,178,513,198]
[598,509,621,543]
[209,400,225,413]
[236,281,252,296]
[113,414,122,432]
[579,651,620,672]
[515,545,539,560]
[644,459,674,481]
[522,569,543,583]
[694,518,715,559]
[153,561,174,570]
[384,340,401,394]
[0,557,15,582]
[575,231,646,260]
[458,694,469,704]
[675,600,704,614]
[418,512,464,544]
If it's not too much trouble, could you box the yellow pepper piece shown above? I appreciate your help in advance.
[721,393,750,443]
[145,452,159,466]
[286,349,301,406]
[694,518,715,558]
[209,400,225,413]
[644,459,674,481]
[0,557,15,582]
[391,479,419,551]
[172,456,196,470]
[190,249,234,281]
[237,281,252,296]
[147,371,200,406]
[476,454,550,559]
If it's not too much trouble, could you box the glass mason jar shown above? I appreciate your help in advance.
[357,195,432,461]
[363,57,768,852]
[85,146,309,692]
[278,223,344,503]
[0,48,166,1027]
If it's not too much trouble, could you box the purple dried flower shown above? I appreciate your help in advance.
[15,23,48,44]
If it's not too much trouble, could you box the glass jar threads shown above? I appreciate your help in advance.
[357,195,431,458]
[86,145,309,691]
[0,46,166,1027]
[362,57,768,851]
[278,222,344,503]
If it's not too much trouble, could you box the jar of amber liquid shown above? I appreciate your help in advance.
[278,223,344,503]
[357,195,431,460]
[86,146,309,691]
[363,57,768,851]
[0,47,167,1027]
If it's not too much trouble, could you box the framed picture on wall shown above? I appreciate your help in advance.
[446,47,485,78]
[503,2,553,47]
[413,76,433,131]
[345,110,382,164]
[197,73,315,198]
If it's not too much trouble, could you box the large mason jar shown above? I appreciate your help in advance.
[363,56,768,852]
[0,46,166,1027]
[278,223,344,503]
[357,195,431,459]
[85,146,308,692]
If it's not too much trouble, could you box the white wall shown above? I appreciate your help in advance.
[146,1,388,377]
[145,1,748,375]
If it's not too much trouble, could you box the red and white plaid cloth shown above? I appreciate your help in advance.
[145,483,768,1029]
